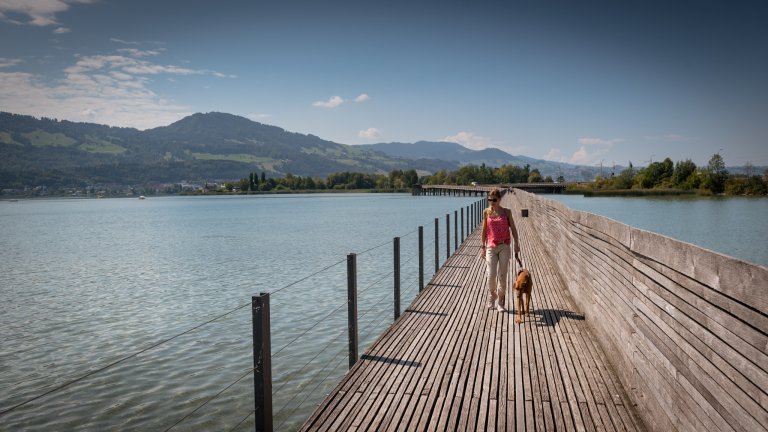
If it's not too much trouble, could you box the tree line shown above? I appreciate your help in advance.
[582,153,767,195]
[225,169,420,192]
[225,162,562,193]
[419,163,563,185]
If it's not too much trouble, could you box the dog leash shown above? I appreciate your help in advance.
[515,252,523,269]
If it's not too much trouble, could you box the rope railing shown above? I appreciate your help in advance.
[2,196,486,431]
[271,299,349,360]
[168,205,468,430]
[163,365,255,432]
[0,299,252,418]
[273,342,351,431]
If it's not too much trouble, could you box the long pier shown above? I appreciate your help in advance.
[414,183,568,195]
[301,188,768,431]
[301,191,645,431]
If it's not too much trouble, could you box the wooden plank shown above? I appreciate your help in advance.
[302,207,648,432]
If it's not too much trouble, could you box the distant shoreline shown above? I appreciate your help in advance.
[564,188,698,197]
[1,189,413,200]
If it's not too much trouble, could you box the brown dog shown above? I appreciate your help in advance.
[513,268,533,324]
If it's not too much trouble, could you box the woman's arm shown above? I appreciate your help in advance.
[480,208,488,256]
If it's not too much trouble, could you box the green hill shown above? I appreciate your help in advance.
[0,111,452,188]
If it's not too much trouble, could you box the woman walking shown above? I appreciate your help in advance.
[480,188,521,312]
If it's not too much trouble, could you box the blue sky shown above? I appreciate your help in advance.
[1,0,766,167]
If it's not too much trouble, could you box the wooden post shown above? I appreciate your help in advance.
[434,217,439,274]
[467,205,470,235]
[252,293,273,432]
[446,213,450,259]
[394,237,400,320]
[418,226,424,292]
[461,207,464,243]
[347,253,358,369]
[454,210,458,251]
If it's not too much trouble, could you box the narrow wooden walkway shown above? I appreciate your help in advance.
[301,207,646,431]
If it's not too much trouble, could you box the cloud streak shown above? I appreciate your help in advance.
[312,95,345,108]
[543,148,564,162]
[358,127,381,139]
[0,48,234,129]
[443,131,494,150]
[0,57,22,68]
[0,0,96,27]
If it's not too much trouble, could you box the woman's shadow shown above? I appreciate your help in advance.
[528,308,585,326]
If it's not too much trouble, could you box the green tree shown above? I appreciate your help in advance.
[704,153,728,193]
[614,162,635,189]
[528,169,542,183]
[403,169,419,187]
[672,159,697,188]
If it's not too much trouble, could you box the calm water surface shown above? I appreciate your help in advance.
[1,193,765,431]
[546,194,768,267]
[0,193,479,431]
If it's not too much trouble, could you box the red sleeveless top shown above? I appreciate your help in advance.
[486,209,511,247]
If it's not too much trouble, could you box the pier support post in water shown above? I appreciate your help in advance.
[454,210,458,252]
[252,293,273,432]
[418,226,424,292]
[434,218,439,274]
[347,253,358,369]
[394,236,400,320]
[446,214,450,258]
[461,208,464,243]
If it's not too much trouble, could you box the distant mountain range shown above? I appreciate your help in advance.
[359,141,603,180]
[0,111,602,188]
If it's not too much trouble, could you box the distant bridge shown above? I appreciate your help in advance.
[413,183,569,196]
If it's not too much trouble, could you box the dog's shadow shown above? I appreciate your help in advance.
[527,308,585,327]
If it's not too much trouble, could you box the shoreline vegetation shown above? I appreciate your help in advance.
[4,153,766,198]
[564,188,699,197]
[562,153,767,197]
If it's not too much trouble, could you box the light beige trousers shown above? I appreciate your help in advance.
[485,243,510,304]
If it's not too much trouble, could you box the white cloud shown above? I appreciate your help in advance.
[0,0,95,27]
[569,146,591,164]
[211,71,237,78]
[111,38,140,45]
[358,127,381,139]
[543,148,564,162]
[81,107,98,118]
[354,93,369,102]
[0,57,22,68]
[117,48,161,57]
[53,26,70,34]
[443,131,494,150]
[568,144,612,165]
[577,137,624,146]
[0,49,239,129]
[312,95,344,108]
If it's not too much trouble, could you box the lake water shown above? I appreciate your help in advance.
[0,193,480,431]
[1,192,765,431]
[545,194,768,267]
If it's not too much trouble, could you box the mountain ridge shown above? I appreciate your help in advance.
[0,111,600,188]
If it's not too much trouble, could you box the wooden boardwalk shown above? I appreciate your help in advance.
[301,210,646,431]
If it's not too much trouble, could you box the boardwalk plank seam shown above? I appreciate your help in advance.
[302,204,646,431]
